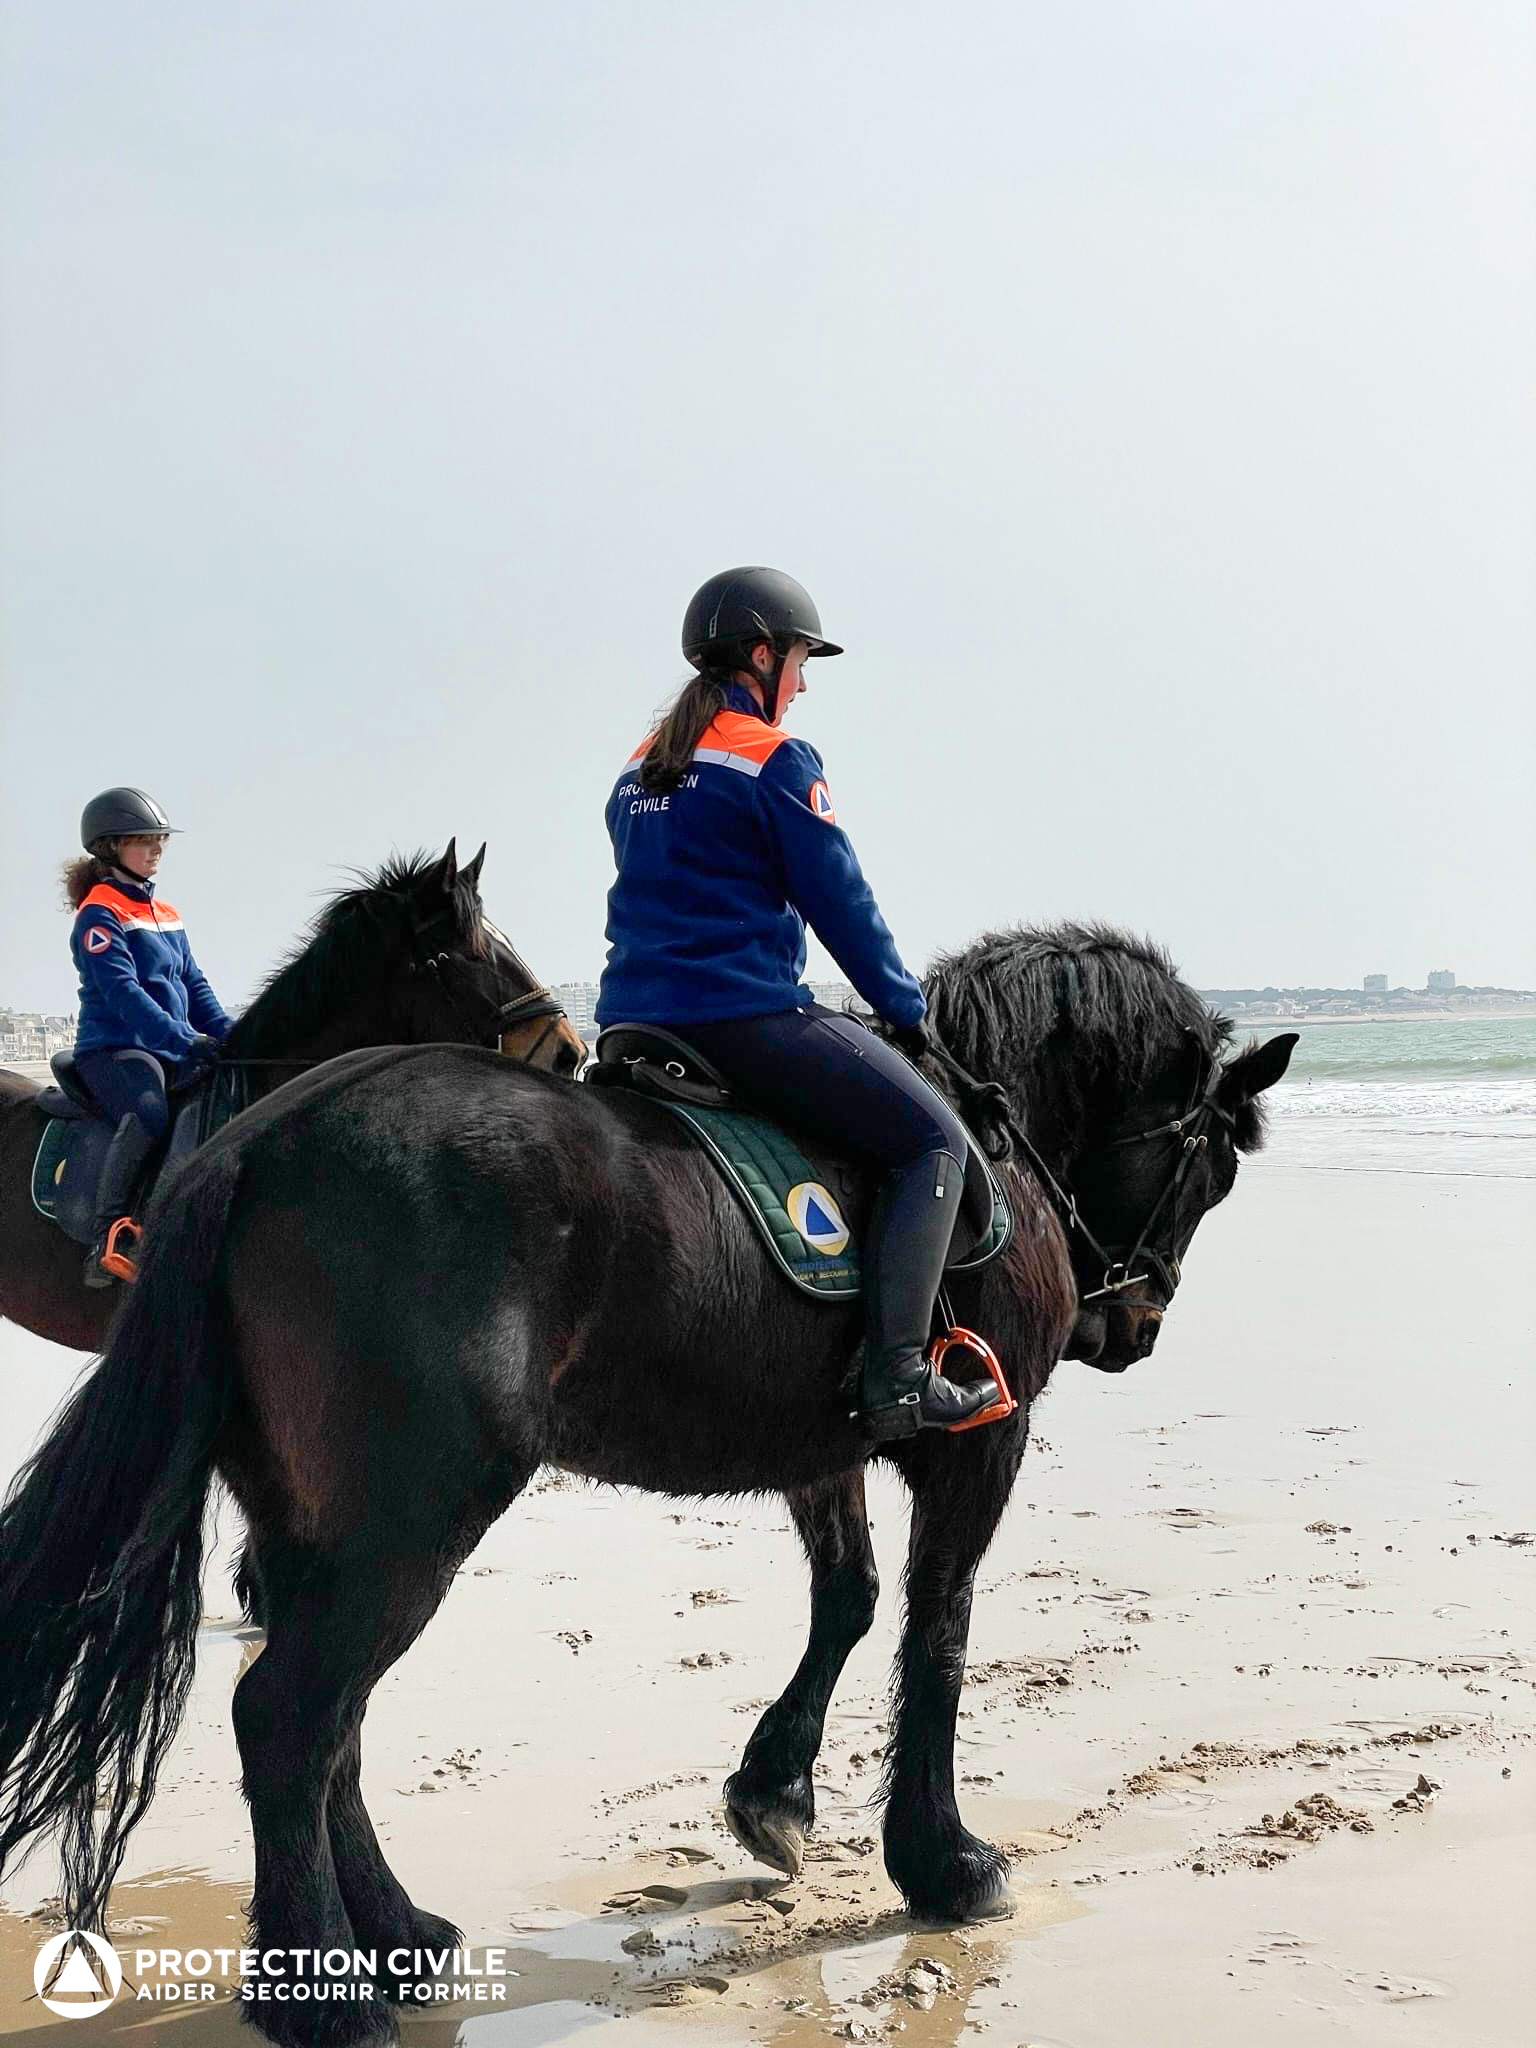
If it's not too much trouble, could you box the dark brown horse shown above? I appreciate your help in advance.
[0,924,1293,2047]
[0,843,584,1350]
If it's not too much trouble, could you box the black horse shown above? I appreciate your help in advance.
[0,924,1293,2046]
[0,841,585,1350]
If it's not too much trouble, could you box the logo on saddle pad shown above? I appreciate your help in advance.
[786,1181,851,1257]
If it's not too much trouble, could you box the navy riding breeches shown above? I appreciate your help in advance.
[676,1004,967,1169]
[73,1047,173,1141]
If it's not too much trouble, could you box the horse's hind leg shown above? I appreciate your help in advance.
[320,1476,533,2004]
[724,1472,878,1878]
[233,1518,499,2047]
[881,1432,1025,1924]
[327,1715,463,2000]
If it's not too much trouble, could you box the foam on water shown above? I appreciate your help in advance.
[1261,1016,1536,1178]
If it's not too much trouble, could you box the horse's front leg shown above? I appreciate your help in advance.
[723,1470,878,1877]
[882,1428,1025,1922]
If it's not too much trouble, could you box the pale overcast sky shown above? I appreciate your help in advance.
[3,0,1532,1015]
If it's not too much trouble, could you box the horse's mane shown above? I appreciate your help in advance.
[224,852,484,1058]
[924,922,1238,1159]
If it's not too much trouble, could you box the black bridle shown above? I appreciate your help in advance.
[412,916,571,1065]
[1061,1070,1237,1307]
[926,1039,1235,1316]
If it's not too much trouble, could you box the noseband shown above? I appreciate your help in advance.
[1068,1075,1237,1308]
[926,1039,1233,1318]
[413,947,570,1065]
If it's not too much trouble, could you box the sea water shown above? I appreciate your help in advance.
[1257,1014,1536,1179]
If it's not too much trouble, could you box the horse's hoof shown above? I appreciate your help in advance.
[909,1880,1016,1929]
[889,1830,1014,1927]
[723,1801,806,1879]
[964,1877,1016,1923]
[377,1913,464,2001]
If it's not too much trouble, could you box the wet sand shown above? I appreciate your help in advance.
[1,1148,1532,2046]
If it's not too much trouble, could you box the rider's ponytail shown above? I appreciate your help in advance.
[640,638,781,793]
[639,666,731,793]
[61,848,114,909]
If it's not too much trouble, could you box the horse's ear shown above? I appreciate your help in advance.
[1217,1032,1298,1108]
[461,842,486,893]
[430,839,459,897]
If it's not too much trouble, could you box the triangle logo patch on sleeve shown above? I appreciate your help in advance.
[83,926,113,955]
[808,779,837,825]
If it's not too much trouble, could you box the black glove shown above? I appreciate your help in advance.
[187,1034,223,1065]
[888,1019,931,1060]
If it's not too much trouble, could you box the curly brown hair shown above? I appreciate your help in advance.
[61,850,115,910]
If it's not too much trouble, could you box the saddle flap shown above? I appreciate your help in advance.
[949,1139,1013,1271]
[34,1085,91,1122]
[591,1024,735,1110]
[47,1051,101,1114]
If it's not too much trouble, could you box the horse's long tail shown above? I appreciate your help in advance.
[0,1140,242,1929]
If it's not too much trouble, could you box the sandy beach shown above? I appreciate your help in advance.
[1,1126,1532,2046]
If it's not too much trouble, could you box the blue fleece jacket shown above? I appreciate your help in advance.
[71,875,233,1059]
[596,684,926,1029]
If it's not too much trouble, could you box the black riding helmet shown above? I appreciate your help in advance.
[80,787,181,853]
[682,567,844,669]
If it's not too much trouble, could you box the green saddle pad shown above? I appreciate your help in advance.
[658,1101,1012,1302]
[31,1116,87,1230]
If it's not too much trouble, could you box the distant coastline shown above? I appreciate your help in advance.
[1225,1005,1535,1028]
[4,981,1533,1068]
[1202,990,1535,1027]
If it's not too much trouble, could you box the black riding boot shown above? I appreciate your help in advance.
[84,1112,153,1288]
[858,1149,1004,1441]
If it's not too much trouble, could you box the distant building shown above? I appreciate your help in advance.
[0,1008,76,1065]
[550,977,863,1043]
[1427,969,1456,993]
[552,983,601,1037]
[1363,974,1387,994]
[805,980,861,1013]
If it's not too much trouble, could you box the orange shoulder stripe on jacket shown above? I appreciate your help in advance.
[691,711,792,777]
[78,883,184,929]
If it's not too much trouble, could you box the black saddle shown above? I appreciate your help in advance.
[35,1051,98,1121]
[589,1025,735,1109]
[30,1056,242,1251]
[35,1049,211,1124]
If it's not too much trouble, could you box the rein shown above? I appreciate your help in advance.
[215,1059,314,1070]
[923,1037,1234,1312]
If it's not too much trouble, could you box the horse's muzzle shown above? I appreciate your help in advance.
[1064,1290,1165,1374]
